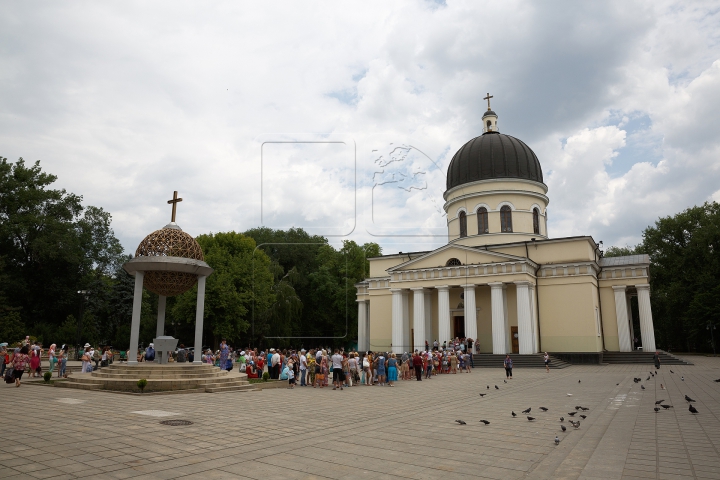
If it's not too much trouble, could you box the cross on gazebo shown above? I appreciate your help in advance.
[167,191,183,222]
[484,92,493,111]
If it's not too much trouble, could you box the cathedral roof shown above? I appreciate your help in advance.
[446,131,544,191]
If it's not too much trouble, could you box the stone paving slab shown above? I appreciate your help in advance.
[1,356,718,479]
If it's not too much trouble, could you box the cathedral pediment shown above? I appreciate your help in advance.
[387,243,531,272]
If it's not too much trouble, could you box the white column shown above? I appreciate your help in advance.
[613,286,632,352]
[365,301,370,350]
[127,271,144,365]
[156,295,166,338]
[193,275,207,364]
[503,285,511,352]
[424,291,432,348]
[636,284,656,352]
[463,284,478,342]
[490,282,507,354]
[402,291,410,352]
[515,281,533,354]
[391,289,404,354]
[627,293,635,349]
[412,288,425,352]
[530,284,539,353]
[357,300,367,352]
[437,286,451,347]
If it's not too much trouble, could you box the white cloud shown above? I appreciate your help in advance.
[1,1,719,255]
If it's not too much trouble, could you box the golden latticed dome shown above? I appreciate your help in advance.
[134,223,205,297]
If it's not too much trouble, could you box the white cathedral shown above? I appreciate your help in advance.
[355,100,656,360]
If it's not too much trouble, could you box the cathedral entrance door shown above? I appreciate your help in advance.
[511,326,519,354]
[453,316,465,338]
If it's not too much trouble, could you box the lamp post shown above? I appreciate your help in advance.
[707,322,718,356]
[76,290,89,360]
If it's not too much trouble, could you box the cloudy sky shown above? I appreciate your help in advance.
[2,1,719,257]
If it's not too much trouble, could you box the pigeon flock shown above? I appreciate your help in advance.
[453,364,713,446]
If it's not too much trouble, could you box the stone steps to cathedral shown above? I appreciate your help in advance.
[472,354,570,369]
[601,351,692,365]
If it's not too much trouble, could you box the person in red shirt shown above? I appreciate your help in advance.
[412,351,423,381]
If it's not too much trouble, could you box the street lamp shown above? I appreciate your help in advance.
[76,290,89,360]
[707,322,718,356]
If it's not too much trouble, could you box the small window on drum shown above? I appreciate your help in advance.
[459,211,467,237]
[500,205,513,232]
[533,207,540,234]
[477,207,488,234]
[446,258,462,266]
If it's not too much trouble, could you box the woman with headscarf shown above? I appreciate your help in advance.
[12,345,30,387]
[387,353,398,387]
[81,344,92,374]
[218,339,229,371]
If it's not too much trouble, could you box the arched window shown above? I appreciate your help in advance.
[533,207,540,234]
[446,258,462,266]
[458,211,467,237]
[500,205,513,232]
[486,120,491,129]
[477,207,488,234]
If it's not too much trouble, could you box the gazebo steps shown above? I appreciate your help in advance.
[58,363,251,393]
[472,353,571,369]
[602,351,692,365]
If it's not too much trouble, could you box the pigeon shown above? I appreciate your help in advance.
[561,425,566,432]
[495,385,499,390]
[641,385,646,390]
[480,420,490,425]
[540,407,549,412]
[681,376,685,381]
[685,395,696,403]
[661,384,665,390]
[580,415,587,419]
[571,421,580,429]
[567,393,573,396]
[527,416,535,421]
[581,407,589,411]
[616,383,619,386]
[455,420,467,425]
[670,369,674,374]
[655,400,664,405]
[655,371,657,374]
[504,379,507,383]
[479,393,487,397]
[714,378,720,383]
[568,412,577,416]
[522,408,532,414]
[578,380,581,383]
[654,407,660,413]
[646,376,650,381]
[689,405,699,414]
[555,436,560,445]
[661,405,673,409]
[560,417,564,422]
[575,406,582,410]
[511,411,517,417]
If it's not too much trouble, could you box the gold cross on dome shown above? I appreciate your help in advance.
[167,191,183,222]
[483,92,493,110]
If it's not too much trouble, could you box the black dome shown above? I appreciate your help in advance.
[446,132,544,191]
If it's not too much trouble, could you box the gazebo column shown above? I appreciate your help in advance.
[156,295,166,337]
[127,271,144,365]
[613,286,632,352]
[391,289,404,354]
[463,284,478,343]
[424,291,432,348]
[411,288,425,352]
[193,275,207,363]
[515,281,533,354]
[437,286,451,347]
[636,284,656,352]
[357,300,367,352]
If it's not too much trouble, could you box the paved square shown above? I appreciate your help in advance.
[2,357,719,480]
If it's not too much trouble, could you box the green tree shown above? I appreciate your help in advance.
[640,202,720,352]
[604,244,645,257]
[171,231,274,348]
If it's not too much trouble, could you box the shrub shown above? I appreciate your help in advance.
[137,378,148,393]
[43,371,52,383]
[262,371,270,382]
